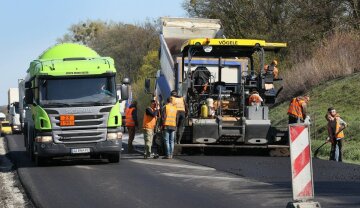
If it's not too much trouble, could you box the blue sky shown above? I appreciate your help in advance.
[0,0,186,105]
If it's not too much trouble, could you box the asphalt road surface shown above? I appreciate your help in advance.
[5,134,360,208]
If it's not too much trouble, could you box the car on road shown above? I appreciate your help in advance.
[1,121,12,136]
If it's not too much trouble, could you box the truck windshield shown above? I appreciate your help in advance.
[13,102,20,114]
[40,76,116,107]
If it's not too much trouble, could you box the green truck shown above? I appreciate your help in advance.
[23,43,129,165]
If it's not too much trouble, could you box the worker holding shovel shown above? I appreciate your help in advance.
[326,107,347,162]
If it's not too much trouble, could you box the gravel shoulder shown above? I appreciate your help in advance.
[0,136,33,208]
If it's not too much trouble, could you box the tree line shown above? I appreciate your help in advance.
[59,0,359,83]
[58,0,360,108]
[184,0,359,61]
[58,20,160,84]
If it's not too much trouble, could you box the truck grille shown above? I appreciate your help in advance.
[54,115,104,127]
[47,108,110,144]
[57,131,103,142]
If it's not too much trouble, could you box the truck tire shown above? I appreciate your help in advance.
[28,127,36,161]
[29,142,35,162]
[108,152,120,163]
[23,123,28,148]
[35,155,48,166]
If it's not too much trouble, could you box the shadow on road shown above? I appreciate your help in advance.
[0,154,14,173]
[6,142,145,168]
[6,150,112,168]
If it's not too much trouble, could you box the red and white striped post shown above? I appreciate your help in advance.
[287,124,321,208]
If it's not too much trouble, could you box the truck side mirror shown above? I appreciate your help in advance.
[116,78,130,101]
[10,107,15,116]
[25,89,34,105]
[120,84,129,100]
[122,77,130,85]
[145,79,151,94]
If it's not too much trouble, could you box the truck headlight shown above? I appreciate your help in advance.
[107,132,122,140]
[35,136,52,143]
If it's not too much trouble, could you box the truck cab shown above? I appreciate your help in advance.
[24,43,129,165]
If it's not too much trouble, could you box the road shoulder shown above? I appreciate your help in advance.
[0,136,32,208]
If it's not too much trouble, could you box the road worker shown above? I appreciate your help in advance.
[326,107,347,162]
[263,64,269,73]
[143,99,160,159]
[125,100,138,153]
[271,60,279,79]
[162,97,177,159]
[193,66,211,94]
[170,90,187,144]
[287,95,310,124]
[264,60,279,79]
[248,89,263,106]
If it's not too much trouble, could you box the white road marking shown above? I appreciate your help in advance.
[74,165,94,170]
[131,159,215,171]
[162,172,246,181]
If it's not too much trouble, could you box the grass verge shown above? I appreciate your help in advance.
[270,73,360,164]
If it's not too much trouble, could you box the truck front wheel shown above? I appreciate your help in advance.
[35,155,47,166]
[107,152,120,163]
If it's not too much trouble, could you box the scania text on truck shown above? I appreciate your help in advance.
[23,43,129,165]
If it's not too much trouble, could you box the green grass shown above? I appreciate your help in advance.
[270,73,360,163]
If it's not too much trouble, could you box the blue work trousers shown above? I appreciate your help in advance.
[163,129,175,157]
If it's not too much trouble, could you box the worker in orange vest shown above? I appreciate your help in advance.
[264,60,279,79]
[143,99,160,159]
[287,95,310,124]
[248,89,263,106]
[170,90,187,144]
[326,107,347,162]
[125,100,138,153]
[162,97,177,159]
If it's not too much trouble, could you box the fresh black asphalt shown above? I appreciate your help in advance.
[5,134,360,208]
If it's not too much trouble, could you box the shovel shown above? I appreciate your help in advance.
[314,139,329,158]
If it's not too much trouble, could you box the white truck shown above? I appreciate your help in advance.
[8,88,21,133]
[18,79,26,132]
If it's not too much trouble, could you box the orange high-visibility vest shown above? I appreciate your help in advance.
[287,98,305,119]
[125,107,136,127]
[143,107,157,129]
[335,117,345,138]
[249,94,262,104]
[164,104,177,127]
[171,96,185,112]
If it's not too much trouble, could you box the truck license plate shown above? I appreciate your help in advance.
[71,148,90,154]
